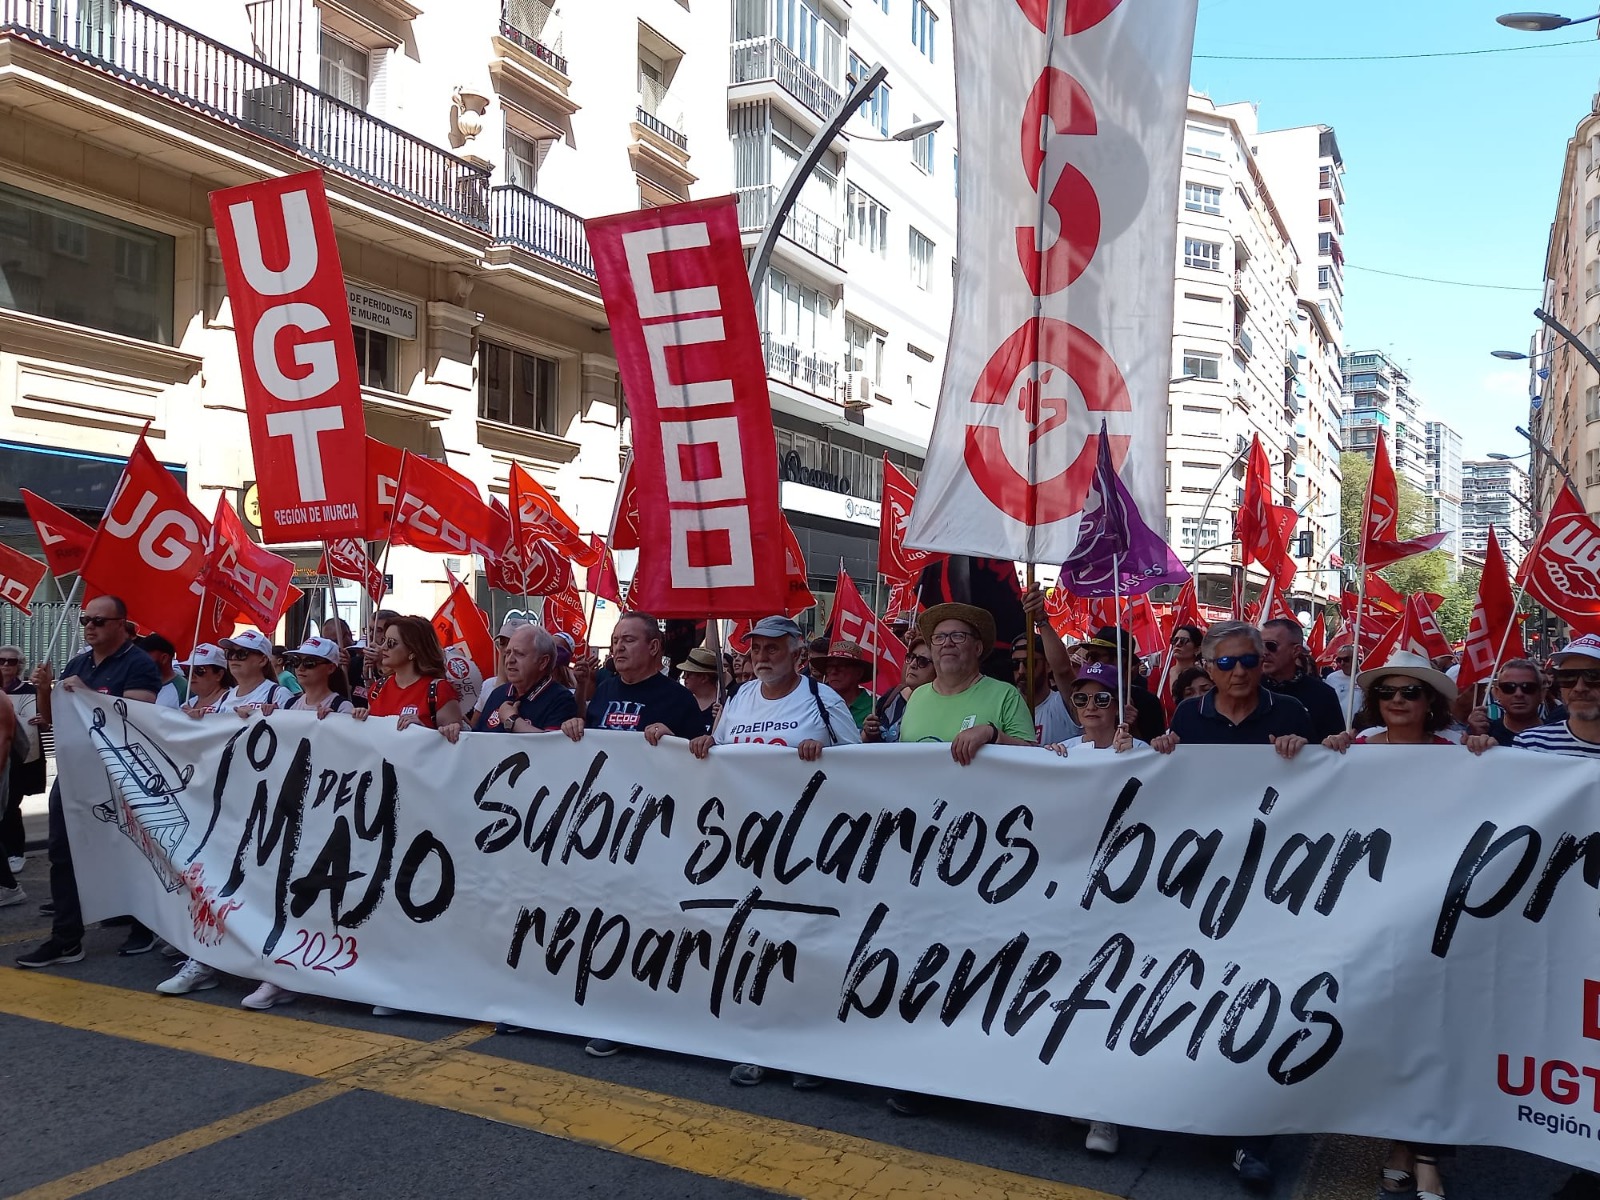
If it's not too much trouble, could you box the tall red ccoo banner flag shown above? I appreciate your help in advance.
[209,171,367,543]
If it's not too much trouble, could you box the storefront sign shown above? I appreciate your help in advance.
[781,482,880,530]
[781,449,852,495]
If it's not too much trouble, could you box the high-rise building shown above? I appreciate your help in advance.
[1461,458,1533,569]
[0,0,954,642]
[1166,95,1336,613]
[1339,349,1429,492]
[1424,418,1463,566]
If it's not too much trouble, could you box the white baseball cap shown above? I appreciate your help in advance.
[1552,634,1600,667]
[289,636,341,664]
[219,628,273,657]
[179,643,227,670]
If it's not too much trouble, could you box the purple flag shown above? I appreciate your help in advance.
[1059,423,1189,598]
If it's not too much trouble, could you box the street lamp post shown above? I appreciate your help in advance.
[1496,10,1600,29]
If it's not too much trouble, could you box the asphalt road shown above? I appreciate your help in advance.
[0,852,1582,1200]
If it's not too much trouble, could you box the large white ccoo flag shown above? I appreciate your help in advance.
[906,0,1198,564]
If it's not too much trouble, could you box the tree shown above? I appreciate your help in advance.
[1339,452,1446,596]
[1435,567,1481,644]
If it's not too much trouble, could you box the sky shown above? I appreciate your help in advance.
[1189,0,1600,462]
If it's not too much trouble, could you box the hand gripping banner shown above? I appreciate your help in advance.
[586,197,787,618]
[209,171,367,543]
[52,690,1600,1174]
[906,0,1197,563]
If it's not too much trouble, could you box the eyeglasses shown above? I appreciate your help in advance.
[1069,691,1114,710]
[1211,653,1261,673]
[381,638,402,650]
[907,654,933,669]
[78,615,114,628]
[930,630,975,645]
[1495,680,1541,695]
[1371,683,1427,701]
[1554,669,1600,689]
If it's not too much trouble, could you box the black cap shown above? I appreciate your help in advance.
[136,632,176,656]
[1088,625,1139,656]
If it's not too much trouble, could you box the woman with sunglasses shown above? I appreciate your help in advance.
[1321,651,1490,1200]
[268,638,355,716]
[358,616,465,742]
[1055,662,1139,758]
[187,630,290,718]
[863,636,935,743]
[178,646,233,713]
[1168,625,1203,675]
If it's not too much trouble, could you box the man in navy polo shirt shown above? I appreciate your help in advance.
[1151,619,1309,1191]
[17,594,162,969]
[473,625,575,733]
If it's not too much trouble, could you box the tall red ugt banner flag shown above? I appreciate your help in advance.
[904,0,1197,563]
[1521,485,1600,636]
[586,197,787,617]
[209,171,366,543]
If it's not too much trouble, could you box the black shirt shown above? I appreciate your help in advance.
[1264,671,1347,742]
[584,671,704,738]
[63,640,161,698]
[474,679,577,732]
[1169,688,1313,745]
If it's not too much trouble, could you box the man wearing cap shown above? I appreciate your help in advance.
[1514,635,1600,758]
[1011,632,1079,746]
[475,625,575,734]
[1260,618,1346,742]
[692,616,859,763]
[899,603,1036,764]
[676,646,722,737]
[136,633,187,709]
[18,594,161,970]
[811,641,874,730]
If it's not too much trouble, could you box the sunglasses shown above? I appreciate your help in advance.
[78,615,114,628]
[1554,669,1600,688]
[224,649,256,661]
[288,657,329,670]
[1171,636,1193,647]
[1070,691,1113,710]
[0,657,20,666]
[1211,653,1261,673]
[907,654,933,669]
[1263,640,1281,653]
[1371,683,1428,701]
[1495,680,1541,695]
[381,638,402,650]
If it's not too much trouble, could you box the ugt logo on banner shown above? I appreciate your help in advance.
[209,171,367,544]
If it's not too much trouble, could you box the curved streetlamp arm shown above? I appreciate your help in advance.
[748,63,889,294]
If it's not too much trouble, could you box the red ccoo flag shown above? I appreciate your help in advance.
[319,537,387,606]
[201,496,299,633]
[1360,430,1447,569]
[0,542,46,615]
[20,489,94,578]
[1234,435,1296,589]
[827,565,905,695]
[1394,592,1452,662]
[878,457,942,582]
[1520,485,1600,635]
[511,464,600,569]
[1458,526,1526,690]
[584,534,623,605]
[1308,611,1326,661]
[608,453,642,553]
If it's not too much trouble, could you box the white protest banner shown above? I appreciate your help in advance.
[53,689,1600,1171]
[907,0,1195,563]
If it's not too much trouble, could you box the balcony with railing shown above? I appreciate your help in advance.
[735,186,844,269]
[0,0,490,228]
[499,0,565,74]
[765,334,839,399]
[489,185,593,279]
[635,105,686,150]
[730,37,841,122]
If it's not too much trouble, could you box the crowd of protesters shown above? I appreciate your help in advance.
[5,586,1599,1199]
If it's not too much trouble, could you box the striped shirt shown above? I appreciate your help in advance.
[1513,721,1600,759]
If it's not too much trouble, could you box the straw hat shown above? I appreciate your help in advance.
[1355,650,1457,704]
[676,646,721,676]
[917,603,996,650]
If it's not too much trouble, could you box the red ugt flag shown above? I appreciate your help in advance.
[431,572,496,681]
[584,534,624,605]
[1234,436,1296,589]
[0,543,46,614]
[1457,526,1525,690]
[1520,485,1600,635]
[879,457,941,582]
[827,565,904,695]
[21,489,95,578]
[1361,430,1446,569]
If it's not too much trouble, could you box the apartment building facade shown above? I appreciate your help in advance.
[1339,349,1429,491]
[1461,458,1533,569]
[0,0,954,641]
[1165,95,1337,614]
[1424,418,1463,565]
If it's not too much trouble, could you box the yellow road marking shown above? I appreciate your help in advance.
[3,972,1117,1200]
[6,1082,348,1200]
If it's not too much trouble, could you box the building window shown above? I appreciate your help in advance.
[848,51,891,135]
[319,31,370,108]
[773,0,843,89]
[908,227,934,289]
[504,128,545,192]
[1181,351,1221,380]
[912,122,935,174]
[845,184,888,257]
[1183,182,1221,214]
[1183,238,1221,271]
[479,341,560,435]
[911,0,936,60]
[1184,122,1224,159]
[1317,231,1332,255]
[0,182,174,344]
[1588,385,1600,423]
[352,327,394,390]
[764,268,834,355]
[845,316,886,387]
[1318,266,1332,290]
[1180,516,1221,548]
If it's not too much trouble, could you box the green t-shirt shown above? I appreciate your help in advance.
[848,690,873,730]
[897,675,1035,745]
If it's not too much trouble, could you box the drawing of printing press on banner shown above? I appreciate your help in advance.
[86,700,193,892]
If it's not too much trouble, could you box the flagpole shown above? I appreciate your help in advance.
[376,450,407,597]
[1344,568,1367,732]
[41,576,84,667]
[185,587,207,695]
[1112,554,1126,731]
[1488,577,1532,690]
[1024,563,1037,717]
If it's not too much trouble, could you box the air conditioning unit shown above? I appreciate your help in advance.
[845,372,874,409]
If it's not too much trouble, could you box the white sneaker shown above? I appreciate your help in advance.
[7,855,23,873]
[241,982,296,1010]
[1085,1122,1119,1155]
[156,959,217,995]
[0,885,24,908]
